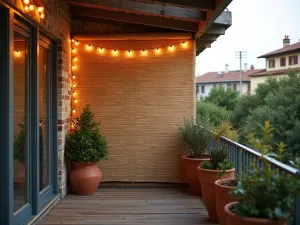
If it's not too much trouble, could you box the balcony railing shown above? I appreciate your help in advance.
[216,135,299,225]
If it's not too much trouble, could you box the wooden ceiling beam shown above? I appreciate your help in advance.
[206,24,226,35]
[135,0,215,11]
[71,6,199,32]
[63,0,206,21]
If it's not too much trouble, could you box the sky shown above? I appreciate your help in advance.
[196,0,300,76]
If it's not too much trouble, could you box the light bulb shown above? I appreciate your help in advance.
[181,41,187,48]
[72,65,76,68]
[23,0,30,4]
[98,47,104,53]
[72,48,76,53]
[75,41,79,45]
[74,99,77,103]
[71,39,75,43]
[169,45,175,52]
[72,109,76,113]
[73,91,76,96]
[155,48,161,54]
[72,75,76,79]
[73,56,77,61]
[29,4,35,11]
[141,49,147,56]
[24,5,30,12]
[37,6,44,12]
[40,13,45,19]
[73,84,76,87]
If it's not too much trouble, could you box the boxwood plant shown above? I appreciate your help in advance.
[65,104,108,163]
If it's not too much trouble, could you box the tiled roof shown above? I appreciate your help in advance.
[196,69,264,83]
[258,42,300,58]
[249,68,300,77]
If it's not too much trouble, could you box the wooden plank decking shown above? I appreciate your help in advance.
[39,188,216,225]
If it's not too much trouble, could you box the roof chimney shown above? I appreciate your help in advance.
[283,35,290,47]
[250,65,254,70]
[217,71,223,78]
[243,63,247,72]
[225,64,229,73]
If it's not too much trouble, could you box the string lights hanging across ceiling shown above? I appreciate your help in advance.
[70,38,191,127]
[71,38,190,58]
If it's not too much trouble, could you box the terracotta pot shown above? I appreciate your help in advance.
[69,161,102,195]
[17,163,25,189]
[197,167,235,223]
[182,155,210,195]
[225,202,287,225]
[215,178,238,225]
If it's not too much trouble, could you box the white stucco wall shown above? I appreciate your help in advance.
[196,82,249,100]
[250,74,287,93]
[266,52,300,71]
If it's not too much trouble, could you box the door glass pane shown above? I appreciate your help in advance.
[39,46,50,191]
[13,31,29,212]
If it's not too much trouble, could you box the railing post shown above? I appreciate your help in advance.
[236,147,240,175]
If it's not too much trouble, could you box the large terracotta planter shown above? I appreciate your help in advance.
[225,202,287,225]
[215,178,238,225]
[182,155,210,195]
[197,167,235,223]
[69,161,102,195]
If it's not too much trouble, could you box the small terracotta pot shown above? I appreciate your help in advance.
[17,163,25,189]
[224,202,287,225]
[197,167,235,223]
[182,155,210,195]
[215,178,238,225]
[69,161,102,195]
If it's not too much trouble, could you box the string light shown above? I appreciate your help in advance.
[29,4,35,11]
[75,41,79,45]
[72,48,76,53]
[73,56,77,61]
[14,50,21,57]
[71,39,75,43]
[73,99,77,103]
[40,13,45,19]
[23,0,30,4]
[37,6,44,12]
[72,75,76,79]
[72,83,76,87]
[24,5,29,12]
[72,109,76,114]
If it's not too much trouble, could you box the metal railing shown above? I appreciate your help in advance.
[215,136,299,225]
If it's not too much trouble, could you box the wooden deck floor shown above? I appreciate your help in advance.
[39,188,216,225]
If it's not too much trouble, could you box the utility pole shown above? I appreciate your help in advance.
[235,51,247,96]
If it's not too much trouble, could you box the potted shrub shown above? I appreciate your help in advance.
[65,104,108,195]
[224,121,300,225]
[178,115,213,195]
[197,120,239,223]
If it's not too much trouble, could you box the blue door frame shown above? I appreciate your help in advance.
[0,3,58,225]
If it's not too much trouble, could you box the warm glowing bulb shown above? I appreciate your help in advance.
[86,44,92,51]
[141,49,147,56]
[71,39,75,43]
[23,0,30,4]
[75,41,79,45]
[73,92,76,96]
[181,41,187,48]
[73,84,76,87]
[37,6,44,12]
[98,47,104,53]
[24,5,30,12]
[112,49,118,56]
[169,45,175,52]
[72,109,76,113]
[72,75,76,79]
[72,48,76,53]
[72,65,76,68]
[29,4,35,11]
[155,48,161,54]
[73,56,77,61]
[40,13,45,19]
[74,99,77,103]
[14,50,20,57]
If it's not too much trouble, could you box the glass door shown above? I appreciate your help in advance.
[13,22,33,225]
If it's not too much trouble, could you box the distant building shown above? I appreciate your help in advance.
[195,64,263,99]
[250,36,300,93]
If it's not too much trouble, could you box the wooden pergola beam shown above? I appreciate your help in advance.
[63,0,206,21]
[206,24,226,35]
[136,0,215,11]
[72,32,192,41]
[71,5,199,32]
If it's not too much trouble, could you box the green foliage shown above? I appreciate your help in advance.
[65,105,108,163]
[196,101,231,125]
[231,120,300,220]
[205,86,239,111]
[200,161,214,170]
[178,115,214,158]
[232,167,299,220]
[14,122,25,163]
[233,72,300,161]
[213,120,240,142]
[218,159,234,177]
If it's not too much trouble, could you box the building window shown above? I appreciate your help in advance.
[280,57,286,67]
[227,83,232,89]
[201,85,205,94]
[233,83,237,91]
[289,55,298,65]
[269,59,275,68]
[218,84,222,87]
[213,84,216,88]
[196,85,199,95]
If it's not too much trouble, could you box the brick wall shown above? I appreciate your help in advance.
[73,39,196,183]
[4,0,71,197]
